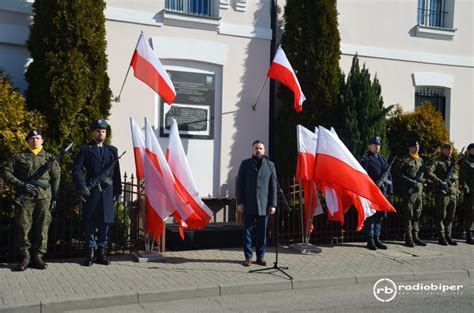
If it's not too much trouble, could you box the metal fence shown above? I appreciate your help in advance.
[0,175,468,262]
[272,177,468,246]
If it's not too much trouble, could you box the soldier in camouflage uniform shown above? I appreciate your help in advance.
[459,143,474,244]
[397,139,427,247]
[427,143,459,246]
[3,130,60,271]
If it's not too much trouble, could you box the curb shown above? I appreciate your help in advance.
[0,269,472,313]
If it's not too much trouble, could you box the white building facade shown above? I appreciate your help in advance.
[0,0,472,197]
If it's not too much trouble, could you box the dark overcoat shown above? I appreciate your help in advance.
[236,157,277,216]
[72,141,122,223]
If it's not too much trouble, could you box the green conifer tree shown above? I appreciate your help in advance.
[335,55,392,158]
[25,0,112,163]
[275,0,341,179]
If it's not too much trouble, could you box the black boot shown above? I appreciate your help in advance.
[30,255,48,270]
[82,248,95,266]
[438,234,448,246]
[466,231,474,245]
[96,246,111,265]
[445,233,457,246]
[367,236,377,250]
[405,235,415,248]
[413,233,427,246]
[15,256,30,272]
[374,236,387,250]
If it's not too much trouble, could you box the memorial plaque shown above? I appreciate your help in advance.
[160,70,215,139]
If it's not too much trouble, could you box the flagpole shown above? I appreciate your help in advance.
[252,76,269,111]
[113,32,144,102]
[113,65,132,102]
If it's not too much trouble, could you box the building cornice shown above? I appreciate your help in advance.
[341,43,473,68]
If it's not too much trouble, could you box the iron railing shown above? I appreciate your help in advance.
[0,174,468,261]
[165,0,219,18]
[417,0,448,28]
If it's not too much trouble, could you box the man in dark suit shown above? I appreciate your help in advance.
[72,119,122,266]
[236,140,277,267]
[360,136,392,250]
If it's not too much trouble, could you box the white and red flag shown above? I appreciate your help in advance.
[130,33,176,104]
[130,118,145,180]
[267,46,306,112]
[314,126,395,231]
[295,125,323,233]
[167,118,213,229]
[144,118,201,239]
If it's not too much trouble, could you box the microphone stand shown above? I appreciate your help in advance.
[249,159,293,280]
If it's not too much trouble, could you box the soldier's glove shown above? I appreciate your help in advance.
[80,185,91,199]
[20,182,38,194]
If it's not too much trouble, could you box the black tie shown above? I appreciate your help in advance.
[99,146,103,158]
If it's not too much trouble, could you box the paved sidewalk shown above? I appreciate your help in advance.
[1,241,473,312]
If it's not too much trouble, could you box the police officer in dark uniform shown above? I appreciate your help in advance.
[72,120,122,266]
[3,129,60,271]
[360,136,392,250]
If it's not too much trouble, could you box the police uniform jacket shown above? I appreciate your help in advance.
[360,151,392,196]
[72,141,121,223]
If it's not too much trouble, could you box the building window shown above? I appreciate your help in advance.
[415,87,446,119]
[165,0,219,18]
[417,0,452,28]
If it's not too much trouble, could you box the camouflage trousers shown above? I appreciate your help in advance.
[464,193,473,232]
[15,198,51,258]
[403,192,423,238]
[434,194,457,237]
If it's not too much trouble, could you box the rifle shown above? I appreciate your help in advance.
[80,151,126,202]
[15,143,73,207]
[441,147,464,195]
[406,148,439,195]
[376,156,397,188]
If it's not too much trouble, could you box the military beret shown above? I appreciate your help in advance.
[441,143,452,149]
[368,136,382,145]
[91,119,108,130]
[407,139,419,147]
[25,129,42,141]
[467,143,474,151]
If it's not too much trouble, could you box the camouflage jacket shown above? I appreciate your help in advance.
[427,154,458,195]
[397,155,424,194]
[459,156,474,194]
[3,148,61,200]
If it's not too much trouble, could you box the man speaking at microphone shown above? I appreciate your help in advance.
[237,140,277,267]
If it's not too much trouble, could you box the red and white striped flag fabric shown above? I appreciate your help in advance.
[130,118,145,180]
[267,46,306,112]
[142,118,175,240]
[296,125,322,233]
[167,118,213,229]
[130,33,176,104]
[144,118,202,238]
[314,126,395,231]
